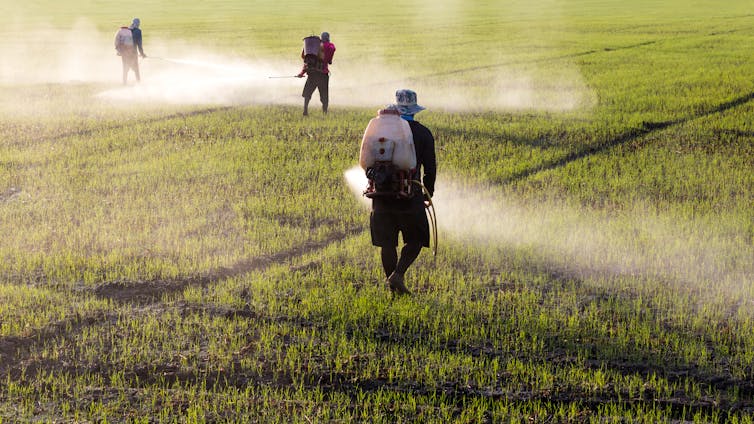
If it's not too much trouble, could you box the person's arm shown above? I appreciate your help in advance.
[326,43,336,64]
[424,139,437,196]
[133,29,145,57]
[422,129,437,197]
[297,49,307,77]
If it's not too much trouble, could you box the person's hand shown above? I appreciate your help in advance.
[423,192,433,208]
[296,73,305,78]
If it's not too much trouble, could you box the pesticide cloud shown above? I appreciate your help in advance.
[0,19,310,106]
[1,17,595,111]
[0,19,116,85]
[344,166,753,297]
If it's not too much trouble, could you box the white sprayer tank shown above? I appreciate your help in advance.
[359,108,416,171]
[114,27,134,49]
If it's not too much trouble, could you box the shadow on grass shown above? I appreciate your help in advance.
[5,105,235,148]
[0,225,363,378]
[363,41,659,89]
[497,90,754,184]
[93,225,365,304]
[3,246,751,420]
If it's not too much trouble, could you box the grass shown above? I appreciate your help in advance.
[1,0,753,422]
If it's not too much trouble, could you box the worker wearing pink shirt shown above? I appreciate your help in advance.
[297,32,336,115]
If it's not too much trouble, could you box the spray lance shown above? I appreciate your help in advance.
[269,71,333,78]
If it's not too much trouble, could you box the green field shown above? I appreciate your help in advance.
[2,1,753,422]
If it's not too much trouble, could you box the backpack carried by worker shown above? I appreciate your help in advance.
[359,107,417,199]
[301,35,325,73]
[114,27,134,54]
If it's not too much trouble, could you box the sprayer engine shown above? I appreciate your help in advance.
[364,162,415,199]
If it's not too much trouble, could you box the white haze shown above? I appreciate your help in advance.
[0,20,595,111]
[344,166,753,299]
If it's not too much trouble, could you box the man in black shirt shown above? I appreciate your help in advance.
[130,18,146,60]
[370,89,437,296]
[116,18,146,85]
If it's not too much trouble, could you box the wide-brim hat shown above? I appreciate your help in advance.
[394,89,426,115]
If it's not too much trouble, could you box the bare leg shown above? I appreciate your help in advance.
[384,243,421,296]
[395,242,422,275]
[134,59,141,82]
[380,246,398,278]
[122,58,128,85]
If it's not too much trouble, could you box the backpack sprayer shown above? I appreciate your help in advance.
[359,107,438,259]
[267,35,328,79]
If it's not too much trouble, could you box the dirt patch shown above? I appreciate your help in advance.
[0,186,22,203]
[0,311,112,379]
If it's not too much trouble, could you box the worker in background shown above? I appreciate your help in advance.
[114,18,145,84]
[297,32,336,115]
[130,18,146,60]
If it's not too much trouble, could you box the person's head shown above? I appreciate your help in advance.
[320,32,330,43]
[130,18,140,29]
[394,89,425,117]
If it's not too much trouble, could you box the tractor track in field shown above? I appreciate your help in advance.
[5,105,237,148]
[500,90,754,184]
[400,24,754,83]
[0,225,364,380]
[94,225,363,304]
[418,41,659,80]
[353,41,659,90]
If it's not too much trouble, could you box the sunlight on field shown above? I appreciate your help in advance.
[0,19,110,84]
[94,56,294,105]
[346,165,752,299]
[3,1,754,420]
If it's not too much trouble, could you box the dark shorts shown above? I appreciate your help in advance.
[370,209,430,248]
[302,71,329,101]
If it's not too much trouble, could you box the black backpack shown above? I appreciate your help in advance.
[303,54,325,73]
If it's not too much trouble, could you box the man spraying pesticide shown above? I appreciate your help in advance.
[360,89,437,296]
[114,18,147,85]
[296,32,336,115]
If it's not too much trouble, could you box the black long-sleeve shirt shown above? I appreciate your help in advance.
[409,120,436,197]
[131,27,144,56]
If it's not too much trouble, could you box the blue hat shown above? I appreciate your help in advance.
[394,89,425,115]
[321,32,330,42]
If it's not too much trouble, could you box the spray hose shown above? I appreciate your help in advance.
[412,180,438,261]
